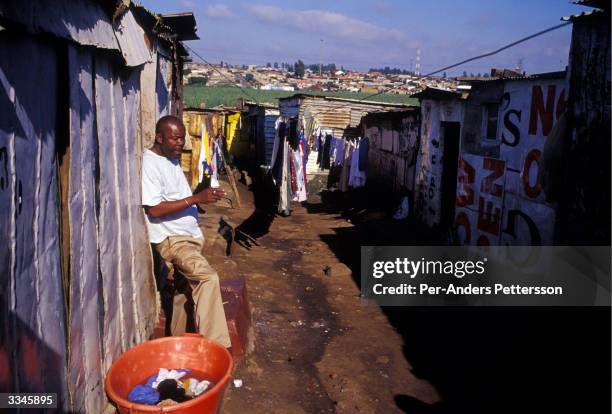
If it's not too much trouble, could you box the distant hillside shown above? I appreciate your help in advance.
[183,85,419,108]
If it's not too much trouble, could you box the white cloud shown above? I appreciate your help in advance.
[180,0,198,9]
[206,4,234,19]
[247,5,405,44]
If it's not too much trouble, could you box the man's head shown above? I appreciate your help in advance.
[154,115,186,160]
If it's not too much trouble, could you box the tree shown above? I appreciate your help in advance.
[274,62,279,69]
[266,62,271,68]
[294,59,305,78]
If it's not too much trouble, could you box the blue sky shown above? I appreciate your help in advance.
[139,0,588,75]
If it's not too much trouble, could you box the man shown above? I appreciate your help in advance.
[142,115,231,348]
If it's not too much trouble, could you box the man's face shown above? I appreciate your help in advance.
[156,121,186,160]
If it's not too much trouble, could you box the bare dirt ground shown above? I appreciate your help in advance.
[200,183,438,414]
[198,178,610,414]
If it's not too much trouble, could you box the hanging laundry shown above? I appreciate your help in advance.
[338,140,353,193]
[316,132,323,166]
[330,137,345,166]
[292,146,307,202]
[298,130,308,166]
[321,134,332,170]
[278,138,292,216]
[358,136,369,172]
[198,121,213,182]
[349,144,366,188]
[290,152,298,194]
[210,140,220,188]
[299,136,308,195]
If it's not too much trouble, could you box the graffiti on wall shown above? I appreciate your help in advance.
[415,99,463,227]
[455,78,566,246]
[366,114,419,194]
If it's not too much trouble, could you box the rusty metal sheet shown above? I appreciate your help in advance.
[0,0,119,51]
[0,35,68,407]
[67,45,104,413]
[113,8,152,67]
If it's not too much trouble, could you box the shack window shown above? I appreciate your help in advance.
[483,103,499,140]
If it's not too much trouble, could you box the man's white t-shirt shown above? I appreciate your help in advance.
[142,149,203,243]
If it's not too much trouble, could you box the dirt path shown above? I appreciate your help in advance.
[200,187,438,414]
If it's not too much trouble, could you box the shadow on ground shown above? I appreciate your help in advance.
[306,189,611,414]
[234,167,277,249]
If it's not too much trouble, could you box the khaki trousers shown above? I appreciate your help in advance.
[156,235,231,348]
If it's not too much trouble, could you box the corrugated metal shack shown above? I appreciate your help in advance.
[243,102,280,167]
[557,2,611,244]
[360,109,420,195]
[413,88,467,229]
[0,1,196,412]
[454,72,567,246]
[182,107,247,189]
[278,94,415,178]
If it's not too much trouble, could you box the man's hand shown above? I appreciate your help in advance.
[145,188,227,218]
[193,187,227,204]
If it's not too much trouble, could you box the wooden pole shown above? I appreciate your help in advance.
[218,138,241,208]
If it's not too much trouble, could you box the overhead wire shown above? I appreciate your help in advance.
[183,21,572,114]
[183,43,261,105]
[313,21,572,115]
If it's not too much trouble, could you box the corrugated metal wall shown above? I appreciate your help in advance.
[1,31,161,413]
[264,110,280,166]
[67,45,104,413]
[0,34,69,406]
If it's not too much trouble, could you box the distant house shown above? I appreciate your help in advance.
[0,1,196,411]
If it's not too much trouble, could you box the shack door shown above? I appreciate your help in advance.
[440,121,461,228]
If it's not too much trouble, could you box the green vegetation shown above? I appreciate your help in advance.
[183,85,419,108]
